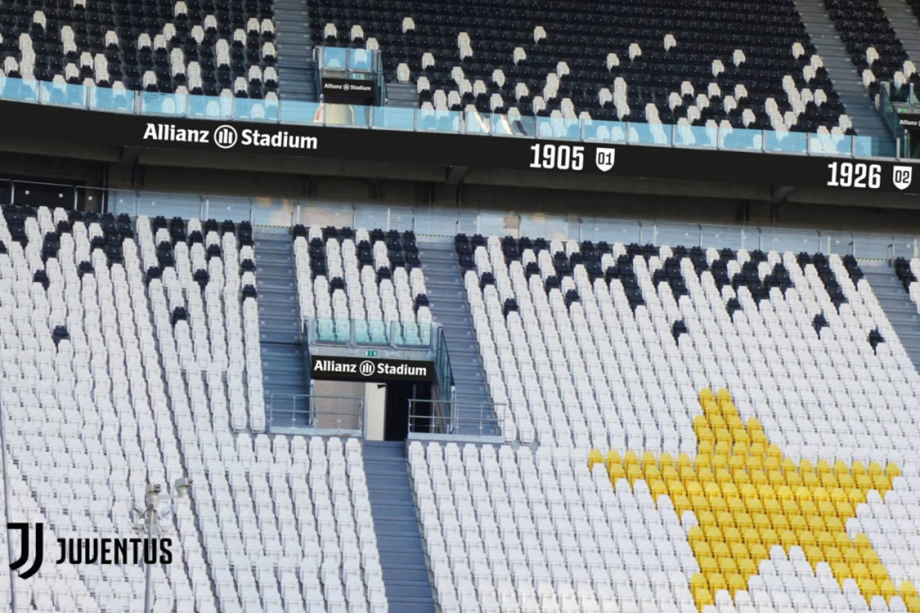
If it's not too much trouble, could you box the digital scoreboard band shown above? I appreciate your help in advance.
[0,100,916,195]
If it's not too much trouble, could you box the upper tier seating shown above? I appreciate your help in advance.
[0,205,387,613]
[309,0,850,133]
[457,234,920,456]
[0,0,278,98]
[293,225,432,345]
[824,0,916,96]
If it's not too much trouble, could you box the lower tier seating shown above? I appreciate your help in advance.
[410,389,920,613]
[0,205,387,613]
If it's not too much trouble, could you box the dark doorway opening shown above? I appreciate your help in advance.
[383,381,432,441]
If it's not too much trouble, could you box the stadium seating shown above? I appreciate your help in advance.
[894,258,920,313]
[824,0,915,96]
[293,225,432,345]
[0,0,277,98]
[410,390,920,613]
[308,0,850,132]
[0,206,387,613]
[0,205,210,611]
[456,235,920,456]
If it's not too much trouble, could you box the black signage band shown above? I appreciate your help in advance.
[0,100,917,194]
[311,356,434,383]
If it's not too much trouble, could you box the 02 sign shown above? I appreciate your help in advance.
[529,144,585,171]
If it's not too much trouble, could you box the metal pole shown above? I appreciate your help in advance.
[0,374,18,613]
[143,503,155,613]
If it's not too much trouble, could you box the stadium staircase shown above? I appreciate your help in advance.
[419,241,499,435]
[254,228,311,427]
[273,0,318,101]
[794,0,897,154]
[363,441,437,613]
[876,0,920,61]
[862,262,920,371]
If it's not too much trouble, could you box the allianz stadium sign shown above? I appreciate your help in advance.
[310,356,434,383]
[1,100,918,195]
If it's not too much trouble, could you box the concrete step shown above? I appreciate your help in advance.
[861,261,920,372]
[793,0,894,146]
[255,229,310,417]
[363,442,436,613]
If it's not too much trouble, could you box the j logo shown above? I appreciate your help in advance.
[8,522,43,580]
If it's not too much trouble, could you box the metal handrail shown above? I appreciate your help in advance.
[407,399,504,438]
[3,176,919,259]
[266,392,364,434]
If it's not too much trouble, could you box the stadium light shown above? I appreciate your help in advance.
[134,479,193,613]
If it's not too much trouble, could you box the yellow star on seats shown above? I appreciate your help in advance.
[589,388,920,613]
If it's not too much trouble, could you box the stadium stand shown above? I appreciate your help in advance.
[0,198,918,613]
[410,393,920,613]
[293,225,431,346]
[824,0,915,95]
[0,206,387,613]
[426,232,920,612]
[456,235,919,451]
[0,0,277,97]
[307,0,851,132]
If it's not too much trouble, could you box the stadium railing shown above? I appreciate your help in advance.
[3,177,918,260]
[0,75,895,159]
[265,392,365,435]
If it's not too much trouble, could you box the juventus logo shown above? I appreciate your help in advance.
[8,522,43,580]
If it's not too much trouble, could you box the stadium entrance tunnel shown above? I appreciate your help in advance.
[308,376,433,441]
[307,348,440,441]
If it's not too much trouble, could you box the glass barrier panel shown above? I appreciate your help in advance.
[39,81,86,107]
[720,127,763,151]
[853,135,888,158]
[372,106,415,131]
[583,119,628,143]
[323,47,349,71]
[393,321,432,347]
[348,48,374,72]
[417,109,463,133]
[535,116,581,141]
[314,319,354,344]
[319,103,370,127]
[357,320,392,345]
[764,130,807,154]
[628,122,672,146]
[890,84,911,104]
[233,98,279,122]
[135,192,204,219]
[281,100,323,125]
[187,94,232,119]
[490,113,535,137]
[140,92,187,116]
[90,87,136,113]
[673,124,718,148]
[0,77,40,103]
[699,224,747,250]
[465,110,491,134]
[759,227,823,253]
[809,133,852,156]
